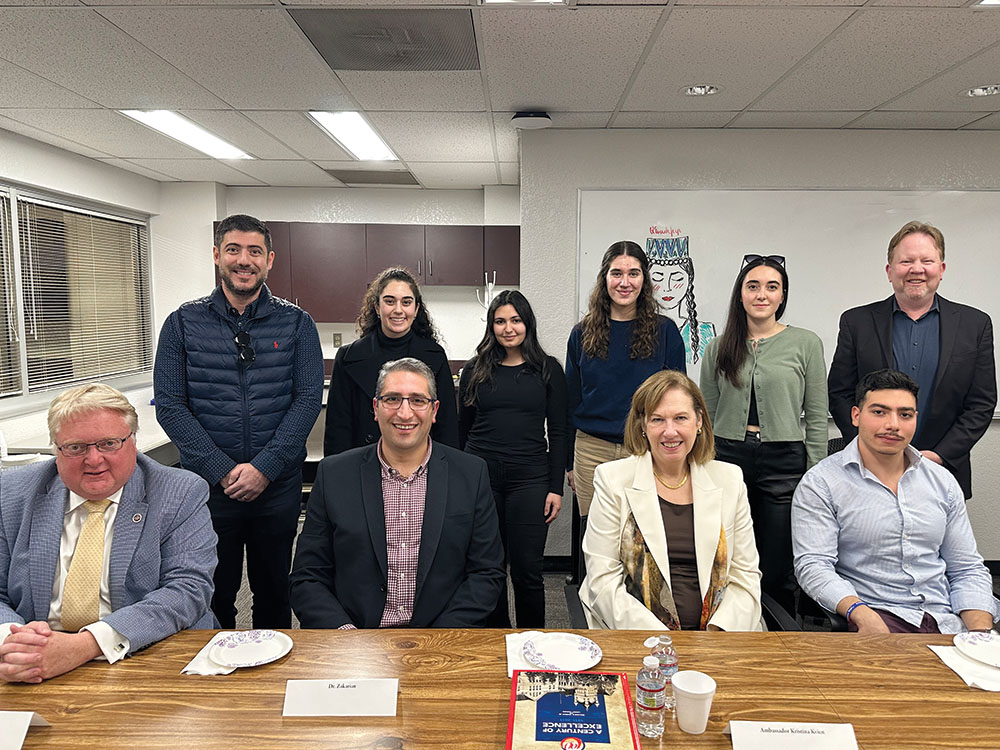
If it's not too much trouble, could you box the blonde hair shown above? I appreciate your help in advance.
[48,383,139,443]
[887,221,945,263]
[623,370,715,465]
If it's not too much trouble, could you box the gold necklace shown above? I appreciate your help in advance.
[653,468,689,490]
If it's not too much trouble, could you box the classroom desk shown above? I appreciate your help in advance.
[2,629,998,750]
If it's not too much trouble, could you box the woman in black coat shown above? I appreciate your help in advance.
[323,267,458,455]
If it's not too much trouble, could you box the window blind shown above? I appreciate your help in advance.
[0,194,21,397]
[17,198,153,393]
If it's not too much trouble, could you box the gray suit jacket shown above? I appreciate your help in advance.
[0,454,218,653]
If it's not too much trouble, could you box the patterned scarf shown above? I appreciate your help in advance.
[619,511,728,630]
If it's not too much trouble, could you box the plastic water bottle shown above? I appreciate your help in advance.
[635,655,666,738]
[645,634,679,709]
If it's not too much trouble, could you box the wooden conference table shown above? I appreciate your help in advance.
[2,629,998,750]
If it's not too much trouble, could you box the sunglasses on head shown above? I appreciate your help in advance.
[741,254,786,269]
[234,331,255,366]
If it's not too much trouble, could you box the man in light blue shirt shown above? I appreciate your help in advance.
[793,369,998,634]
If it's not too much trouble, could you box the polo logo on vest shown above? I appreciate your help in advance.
[274,341,278,348]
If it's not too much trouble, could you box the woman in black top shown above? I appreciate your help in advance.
[459,290,568,628]
[324,267,458,455]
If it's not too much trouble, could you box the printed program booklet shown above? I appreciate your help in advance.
[505,670,641,750]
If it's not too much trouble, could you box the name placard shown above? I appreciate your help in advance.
[0,711,50,750]
[282,678,399,717]
[728,721,859,750]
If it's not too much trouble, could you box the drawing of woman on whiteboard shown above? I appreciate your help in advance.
[645,236,716,365]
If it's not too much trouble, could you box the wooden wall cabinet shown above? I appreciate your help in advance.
[484,225,520,285]
[423,225,484,286]
[365,224,425,282]
[288,223,366,323]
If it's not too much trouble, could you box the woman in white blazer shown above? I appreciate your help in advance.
[579,370,762,631]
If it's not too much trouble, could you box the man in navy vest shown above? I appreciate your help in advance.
[154,214,323,629]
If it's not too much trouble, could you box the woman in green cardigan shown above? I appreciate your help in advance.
[699,255,827,613]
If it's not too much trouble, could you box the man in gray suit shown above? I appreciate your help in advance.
[0,384,217,683]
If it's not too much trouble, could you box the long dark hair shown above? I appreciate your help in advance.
[356,266,440,341]
[580,241,660,360]
[714,257,789,387]
[464,290,550,406]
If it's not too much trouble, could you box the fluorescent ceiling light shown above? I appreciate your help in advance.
[683,85,720,97]
[119,110,252,159]
[975,0,1000,5]
[966,84,1000,97]
[308,112,397,162]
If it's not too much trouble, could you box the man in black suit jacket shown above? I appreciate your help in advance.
[290,357,504,628]
[828,221,996,498]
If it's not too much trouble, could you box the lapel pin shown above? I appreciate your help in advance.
[132,513,142,523]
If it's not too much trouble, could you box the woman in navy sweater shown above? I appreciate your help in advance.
[459,290,567,628]
[566,241,687,523]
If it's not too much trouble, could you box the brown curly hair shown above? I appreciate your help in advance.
[356,267,440,341]
[580,241,660,360]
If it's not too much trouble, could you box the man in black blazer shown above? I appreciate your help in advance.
[290,357,504,628]
[828,221,996,499]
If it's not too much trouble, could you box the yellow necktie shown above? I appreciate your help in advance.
[61,499,111,632]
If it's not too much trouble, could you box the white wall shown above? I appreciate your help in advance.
[520,127,1000,559]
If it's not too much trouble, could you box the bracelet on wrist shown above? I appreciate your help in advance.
[845,601,870,623]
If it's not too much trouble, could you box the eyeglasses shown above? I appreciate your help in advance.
[376,394,435,411]
[741,254,786,268]
[56,433,134,458]
[234,331,255,366]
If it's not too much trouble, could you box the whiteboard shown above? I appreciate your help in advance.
[578,189,1000,391]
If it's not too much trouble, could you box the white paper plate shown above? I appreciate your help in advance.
[953,631,1000,669]
[210,629,293,668]
[522,632,602,672]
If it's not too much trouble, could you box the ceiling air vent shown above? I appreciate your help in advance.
[290,9,479,72]
[326,169,420,187]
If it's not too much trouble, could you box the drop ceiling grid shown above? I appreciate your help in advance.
[0,58,102,109]
[0,113,113,158]
[407,162,498,189]
[129,157,266,184]
[219,159,343,187]
[336,70,488,113]
[242,111,355,161]
[848,110,987,128]
[93,158,180,182]
[0,7,228,109]
[180,110,301,160]
[752,8,1000,111]
[0,108,206,158]
[623,7,855,112]
[962,112,1000,129]
[95,6,354,110]
[611,111,738,127]
[883,42,1000,111]
[367,111,496,162]
[479,6,665,112]
[728,110,865,127]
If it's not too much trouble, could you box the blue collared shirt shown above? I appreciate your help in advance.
[891,296,939,437]
[792,438,998,633]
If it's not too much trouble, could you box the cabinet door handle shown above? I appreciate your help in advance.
[428,259,433,276]
[417,259,422,276]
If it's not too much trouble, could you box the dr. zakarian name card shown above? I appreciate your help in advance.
[282,678,399,717]
[728,721,859,750]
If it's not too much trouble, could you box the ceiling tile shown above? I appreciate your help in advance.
[368,111,494,162]
[882,44,1000,112]
[0,59,101,108]
[675,0,863,4]
[962,112,1000,129]
[729,111,865,128]
[94,158,179,181]
[221,160,341,187]
[0,108,204,158]
[95,7,354,110]
[243,111,354,161]
[0,8,227,109]
[624,7,853,112]
[499,162,519,185]
[754,9,1000,111]
[181,110,300,160]
[480,7,664,112]
[314,160,406,171]
[0,0,78,5]
[281,0,468,5]
[129,158,265,185]
[0,115,112,158]
[82,0,261,4]
[872,0,968,6]
[337,71,486,112]
[847,110,985,128]
[408,162,499,189]
[611,111,738,127]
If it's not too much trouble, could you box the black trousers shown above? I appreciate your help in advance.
[715,433,806,615]
[480,458,551,629]
[208,471,302,630]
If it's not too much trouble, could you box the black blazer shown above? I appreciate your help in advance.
[828,295,996,498]
[323,332,459,456]
[289,442,504,629]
